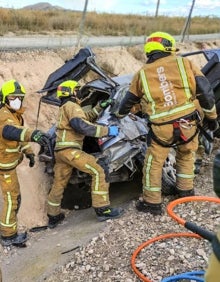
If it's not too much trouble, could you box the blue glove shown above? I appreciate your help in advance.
[108,125,119,137]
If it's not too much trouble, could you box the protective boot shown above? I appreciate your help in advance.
[136,200,162,215]
[95,206,124,222]
[176,188,195,198]
[47,213,65,229]
[1,232,27,247]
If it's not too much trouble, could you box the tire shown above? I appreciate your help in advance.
[161,170,176,196]
[161,152,176,196]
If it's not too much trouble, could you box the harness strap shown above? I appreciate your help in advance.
[149,110,200,147]
[150,127,199,148]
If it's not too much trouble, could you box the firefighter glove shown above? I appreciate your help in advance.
[203,117,219,131]
[108,125,119,137]
[31,130,50,146]
[26,153,35,167]
[99,99,113,109]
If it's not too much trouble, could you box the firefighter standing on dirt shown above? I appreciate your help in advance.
[116,31,218,215]
[0,80,50,247]
[46,80,124,228]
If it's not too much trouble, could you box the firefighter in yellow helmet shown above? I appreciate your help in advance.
[116,31,218,215]
[0,79,50,247]
[47,80,124,227]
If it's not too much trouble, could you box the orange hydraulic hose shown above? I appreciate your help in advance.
[131,196,220,281]
[131,232,201,282]
[167,196,220,226]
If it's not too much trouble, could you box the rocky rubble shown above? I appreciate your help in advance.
[44,144,220,282]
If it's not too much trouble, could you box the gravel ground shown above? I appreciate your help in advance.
[43,142,220,282]
[1,148,219,282]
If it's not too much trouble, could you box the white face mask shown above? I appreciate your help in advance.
[9,98,22,110]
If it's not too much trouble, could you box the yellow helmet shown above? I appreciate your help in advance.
[57,80,80,99]
[144,31,177,55]
[0,79,25,104]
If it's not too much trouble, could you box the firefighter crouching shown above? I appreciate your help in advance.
[115,31,218,215]
[47,80,124,228]
[0,80,51,247]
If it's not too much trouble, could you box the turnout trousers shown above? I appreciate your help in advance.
[47,148,110,216]
[142,123,199,204]
[0,169,20,237]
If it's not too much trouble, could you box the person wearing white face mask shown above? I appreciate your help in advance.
[8,96,22,111]
[0,79,51,247]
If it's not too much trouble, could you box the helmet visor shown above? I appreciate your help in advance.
[146,37,172,48]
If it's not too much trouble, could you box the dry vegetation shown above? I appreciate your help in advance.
[0,8,220,36]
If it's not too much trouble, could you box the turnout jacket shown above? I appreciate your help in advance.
[55,100,109,151]
[0,105,34,170]
[118,53,217,123]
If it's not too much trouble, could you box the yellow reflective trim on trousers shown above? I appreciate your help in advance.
[48,200,60,207]
[143,154,161,192]
[144,153,152,188]
[85,164,99,191]
[140,69,156,115]
[92,191,108,195]
[176,173,194,179]
[6,192,12,224]
[56,141,81,149]
[20,128,28,142]
[95,125,101,138]
[143,186,161,192]
[176,57,191,99]
[0,221,16,227]
[0,159,19,168]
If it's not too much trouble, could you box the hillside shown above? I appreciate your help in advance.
[22,2,65,11]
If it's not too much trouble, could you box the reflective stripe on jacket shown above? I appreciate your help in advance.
[0,105,34,170]
[129,55,202,123]
[55,101,108,151]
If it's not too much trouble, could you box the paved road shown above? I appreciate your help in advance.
[0,33,219,50]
